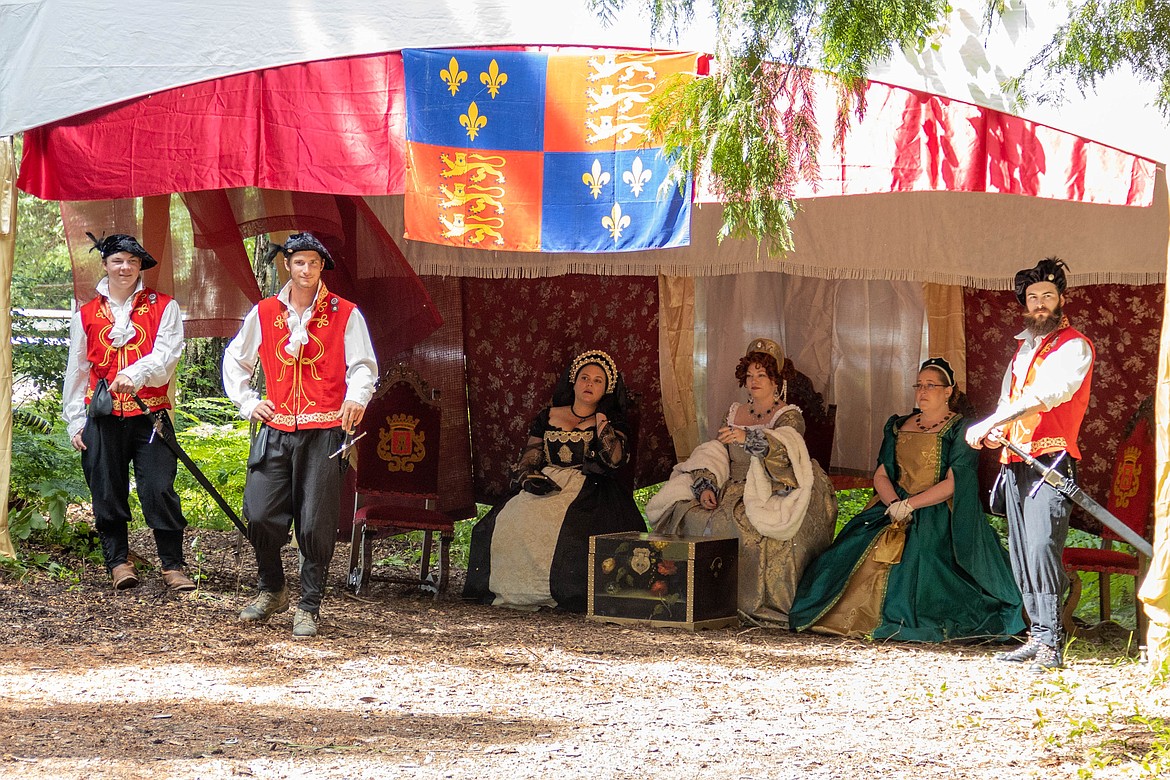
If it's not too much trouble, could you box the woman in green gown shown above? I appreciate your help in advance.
[790,358,1024,642]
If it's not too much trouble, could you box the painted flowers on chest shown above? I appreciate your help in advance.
[599,539,685,607]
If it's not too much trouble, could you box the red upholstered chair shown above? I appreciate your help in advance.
[345,364,453,597]
[1061,398,1155,637]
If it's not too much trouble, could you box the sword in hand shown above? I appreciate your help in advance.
[329,430,367,459]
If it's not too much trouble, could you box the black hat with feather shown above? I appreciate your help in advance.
[86,232,157,270]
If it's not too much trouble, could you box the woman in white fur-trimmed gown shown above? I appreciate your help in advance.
[646,338,837,626]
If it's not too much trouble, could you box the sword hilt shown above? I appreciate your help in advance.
[131,394,165,442]
[1028,450,1067,498]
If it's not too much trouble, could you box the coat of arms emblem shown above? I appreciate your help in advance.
[1111,444,1143,509]
[377,413,427,472]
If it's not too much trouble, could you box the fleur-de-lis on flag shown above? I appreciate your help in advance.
[582,159,611,199]
[480,59,508,98]
[601,204,631,241]
[461,102,487,141]
[441,57,468,96]
[622,156,652,196]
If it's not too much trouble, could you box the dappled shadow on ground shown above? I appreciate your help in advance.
[0,529,1159,780]
[1,701,565,761]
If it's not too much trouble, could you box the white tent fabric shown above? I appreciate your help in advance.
[0,0,714,138]
[868,2,1170,163]
[0,137,16,559]
[3,1,1169,161]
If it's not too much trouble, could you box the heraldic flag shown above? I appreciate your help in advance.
[403,49,698,252]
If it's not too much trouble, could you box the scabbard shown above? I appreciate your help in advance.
[132,395,251,538]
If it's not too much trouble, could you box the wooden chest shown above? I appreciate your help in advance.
[587,532,739,631]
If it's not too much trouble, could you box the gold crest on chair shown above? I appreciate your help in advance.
[345,363,453,598]
[377,413,426,472]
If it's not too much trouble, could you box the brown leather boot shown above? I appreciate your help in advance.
[111,562,139,591]
[162,569,197,592]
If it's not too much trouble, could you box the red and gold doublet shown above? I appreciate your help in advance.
[258,285,355,431]
[1002,324,1094,464]
[79,288,173,416]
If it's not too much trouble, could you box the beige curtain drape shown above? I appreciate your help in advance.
[657,275,700,459]
[696,273,925,473]
[924,283,967,389]
[0,137,17,559]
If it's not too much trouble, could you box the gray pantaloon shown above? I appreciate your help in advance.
[1000,454,1074,649]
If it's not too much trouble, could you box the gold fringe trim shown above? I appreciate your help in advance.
[409,257,1165,286]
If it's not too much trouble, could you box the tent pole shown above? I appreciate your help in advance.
[0,136,17,558]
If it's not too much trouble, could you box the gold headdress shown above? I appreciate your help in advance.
[745,337,784,366]
[569,349,618,394]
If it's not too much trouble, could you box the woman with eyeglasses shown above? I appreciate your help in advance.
[789,358,1024,642]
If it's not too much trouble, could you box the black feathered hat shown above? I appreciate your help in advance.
[1014,257,1069,305]
[86,232,157,270]
[281,232,335,270]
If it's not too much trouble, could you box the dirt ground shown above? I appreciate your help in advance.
[0,530,1166,780]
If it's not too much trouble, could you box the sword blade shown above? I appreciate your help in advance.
[329,430,367,459]
[1063,485,1154,558]
[1001,439,1153,558]
[132,394,251,538]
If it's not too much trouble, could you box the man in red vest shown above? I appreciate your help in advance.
[223,233,377,638]
[966,257,1094,673]
[62,233,193,592]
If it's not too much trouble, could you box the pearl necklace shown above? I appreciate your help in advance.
[914,412,952,432]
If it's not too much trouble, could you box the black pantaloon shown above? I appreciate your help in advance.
[80,413,187,571]
[243,426,344,614]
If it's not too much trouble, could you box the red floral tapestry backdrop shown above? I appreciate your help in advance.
[964,284,1162,532]
[463,275,674,502]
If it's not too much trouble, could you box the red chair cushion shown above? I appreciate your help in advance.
[1062,546,1138,574]
[354,503,454,532]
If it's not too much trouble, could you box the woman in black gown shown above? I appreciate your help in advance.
[462,349,647,612]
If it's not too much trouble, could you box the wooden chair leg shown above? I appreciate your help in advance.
[420,530,435,587]
[1100,572,1111,623]
[438,531,453,596]
[1063,567,1083,636]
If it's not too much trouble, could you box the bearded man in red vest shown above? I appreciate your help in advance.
[965,257,1094,673]
[62,233,192,592]
[223,233,376,638]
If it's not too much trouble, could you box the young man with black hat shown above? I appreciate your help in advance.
[223,232,376,638]
[965,257,1094,673]
[62,233,193,592]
